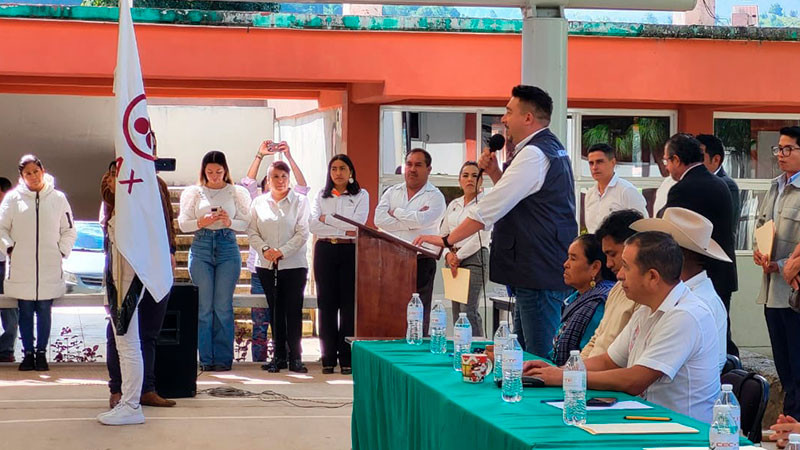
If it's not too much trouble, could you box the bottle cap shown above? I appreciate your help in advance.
[412,292,419,296]
[459,312,467,317]
[570,350,580,356]
[499,320,508,326]
[790,434,800,443]
[721,384,733,391]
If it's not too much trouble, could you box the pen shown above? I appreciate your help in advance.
[624,416,672,421]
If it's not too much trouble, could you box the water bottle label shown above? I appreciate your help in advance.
[454,327,471,346]
[494,339,507,361]
[431,313,445,328]
[563,370,586,390]
[503,350,522,371]
[407,309,421,322]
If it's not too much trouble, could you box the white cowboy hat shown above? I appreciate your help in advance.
[630,207,732,263]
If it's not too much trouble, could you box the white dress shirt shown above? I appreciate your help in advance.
[607,282,720,423]
[584,173,649,233]
[247,189,310,270]
[684,270,728,372]
[178,184,251,233]
[374,181,446,243]
[310,189,370,239]
[653,176,677,215]
[468,128,550,228]
[439,194,491,261]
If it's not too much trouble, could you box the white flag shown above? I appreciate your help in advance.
[112,4,173,302]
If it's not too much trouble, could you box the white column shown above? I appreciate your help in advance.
[520,5,568,144]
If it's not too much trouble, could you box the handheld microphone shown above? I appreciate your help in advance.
[477,134,506,179]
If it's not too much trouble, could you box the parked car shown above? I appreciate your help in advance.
[63,221,104,294]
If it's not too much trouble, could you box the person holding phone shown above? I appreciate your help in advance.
[239,140,310,362]
[179,151,251,372]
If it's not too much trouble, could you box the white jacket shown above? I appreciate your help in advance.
[0,174,77,300]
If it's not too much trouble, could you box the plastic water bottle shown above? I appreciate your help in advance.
[493,320,511,380]
[453,313,472,371]
[709,404,738,450]
[501,333,523,403]
[786,434,800,450]
[429,300,447,354]
[717,384,741,434]
[406,293,423,346]
[563,350,587,426]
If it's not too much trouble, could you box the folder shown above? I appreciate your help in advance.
[577,422,697,435]
[755,220,775,259]
[442,268,470,304]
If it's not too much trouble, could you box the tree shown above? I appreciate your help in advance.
[768,3,784,16]
[82,0,279,11]
[790,10,798,18]
[644,13,658,24]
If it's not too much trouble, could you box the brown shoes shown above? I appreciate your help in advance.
[140,391,176,407]
[109,391,176,409]
[109,392,122,409]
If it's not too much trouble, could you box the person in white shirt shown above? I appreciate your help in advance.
[374,148,446,334]
[310,154,369,375]
[583,143,648,233]
[652,176,677,217]
[178,151,251,372]
[524,231,720,423]
[0,177,16,363]
[248,160,310,374]
[631,207,731,372]
[239,140,310,363]
[439,161,491,336]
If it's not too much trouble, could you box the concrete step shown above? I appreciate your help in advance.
[175,267,252,281]
[175,234,250,248]
[174,249,251,264]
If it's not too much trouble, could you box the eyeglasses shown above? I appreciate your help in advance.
[661,156,673,166]
[772,145,800,157]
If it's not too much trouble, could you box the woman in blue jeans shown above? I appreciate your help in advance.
[179,151,251,371]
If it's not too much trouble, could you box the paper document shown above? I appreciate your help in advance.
[755,220,775,258]
[545,400,652,411]
[644,447,760,450]
[577,423,697,435]
[442,268,470,304]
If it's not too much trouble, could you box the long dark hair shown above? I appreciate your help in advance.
[199,150,232,185]
[575,234,616,283]
[322,154,361,198]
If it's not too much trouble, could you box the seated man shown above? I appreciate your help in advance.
[524,231,720,423]
[581,209,643,359]
[632,207,729,371]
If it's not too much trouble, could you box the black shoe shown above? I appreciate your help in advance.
[19,352,35,371]
[289,360,308,374]
[261,359,287,373]
[341,367,352,375]
[213,365,231,372]
[322,366,335,374]
[34,351,49,371]
[199,364,215,372]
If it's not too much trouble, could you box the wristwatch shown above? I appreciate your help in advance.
[262,245,270,253]
[442,234,454,250]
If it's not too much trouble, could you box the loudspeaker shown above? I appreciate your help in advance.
[155,283,198,398]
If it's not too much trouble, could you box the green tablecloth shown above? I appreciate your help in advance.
[351,339,751,450]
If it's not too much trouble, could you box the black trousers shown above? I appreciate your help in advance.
[107,290,170,395]
[257,267,308,362]
[416,256,437,337]
[719,290,739,357]
[314,241,355,368]
[765,306,800,418]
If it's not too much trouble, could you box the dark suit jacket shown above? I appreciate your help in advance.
[716,167,741,237]
[661,164,738,294]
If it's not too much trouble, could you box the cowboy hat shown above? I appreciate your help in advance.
[630,207,732,263]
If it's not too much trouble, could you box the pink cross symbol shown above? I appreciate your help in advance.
[119,169,143,194]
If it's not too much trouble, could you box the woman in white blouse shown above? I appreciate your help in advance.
[178,151,251,372]
[440,161,491,337]
[310,155,369,375]
[248,161,310,373]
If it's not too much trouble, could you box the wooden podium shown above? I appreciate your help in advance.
[334,215,440,337]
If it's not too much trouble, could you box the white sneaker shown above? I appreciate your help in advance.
[97,403,145,426]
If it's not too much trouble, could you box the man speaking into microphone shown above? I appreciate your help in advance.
[415,85,576,357]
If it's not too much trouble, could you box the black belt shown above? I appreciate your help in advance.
[318,238,354,245]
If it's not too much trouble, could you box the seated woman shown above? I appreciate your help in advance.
[549,234,615,366]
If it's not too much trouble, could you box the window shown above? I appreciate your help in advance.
[714,114,800,180]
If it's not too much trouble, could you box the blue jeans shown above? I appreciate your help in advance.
[250,275,271,362]
[188,228,241,368]
[511,287,569,358]
[18,299,53,353]
[0,263,19,358]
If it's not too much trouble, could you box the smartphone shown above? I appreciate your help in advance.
[154,158,176,172]
[587,397,618,407]
[522,376,545,388]
[211,207,220,213]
